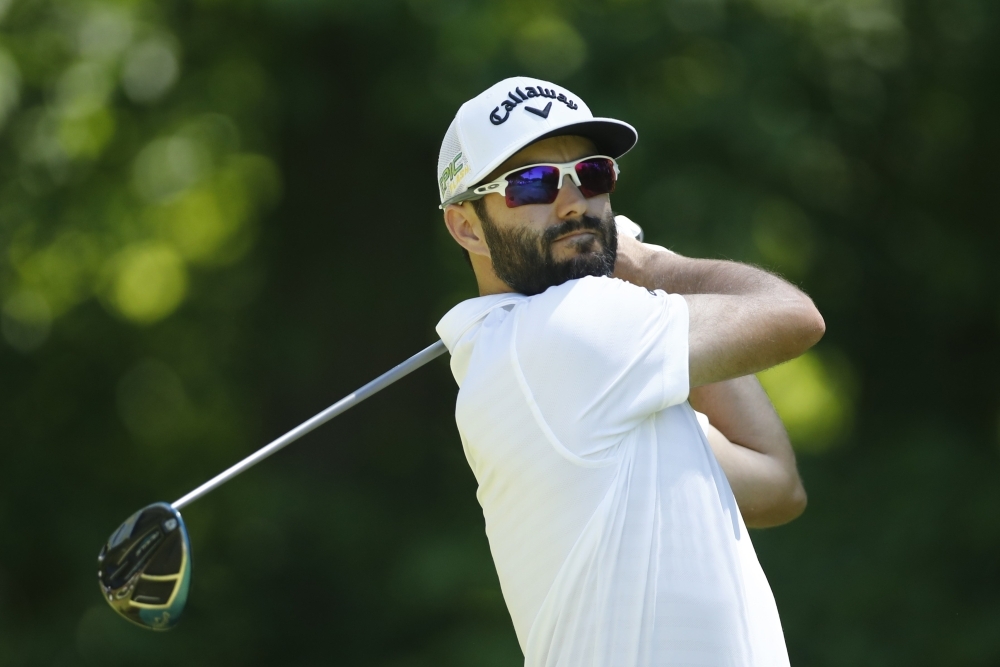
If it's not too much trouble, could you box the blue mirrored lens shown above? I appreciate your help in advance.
[505,166,560,207]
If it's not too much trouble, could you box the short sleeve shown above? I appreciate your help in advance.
[513,276,689,461]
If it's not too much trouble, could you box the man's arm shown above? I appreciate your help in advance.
[692,378,806,527]
[613,235,819,525]
[613,236,825,387]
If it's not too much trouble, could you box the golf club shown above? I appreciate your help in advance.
[98,339,448,630]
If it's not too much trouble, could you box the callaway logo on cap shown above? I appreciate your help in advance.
[437,76,638,207]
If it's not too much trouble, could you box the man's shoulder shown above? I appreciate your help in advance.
[525,276,663,318]
[437,278,666,351]
[515,277,674,358]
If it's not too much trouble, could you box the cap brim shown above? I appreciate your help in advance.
[441,118,637,208]
[531,118,637,161]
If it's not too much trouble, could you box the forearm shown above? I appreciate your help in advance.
[614,236,825,386]
[690,376,806,527]
[613,236,801,300]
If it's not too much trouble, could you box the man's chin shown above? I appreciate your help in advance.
[553,250,616,282]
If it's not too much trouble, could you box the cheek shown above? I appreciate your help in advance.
[586,195,612,216]
[497,204,549,237]
[486,195,527,227]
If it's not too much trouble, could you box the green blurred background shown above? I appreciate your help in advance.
[1,0,997,664]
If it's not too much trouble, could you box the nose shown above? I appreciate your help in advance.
[553,178,588,220]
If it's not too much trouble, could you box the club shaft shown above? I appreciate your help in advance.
[171,340,448,510]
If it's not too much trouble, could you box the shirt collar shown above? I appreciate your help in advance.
[436,293,526,351]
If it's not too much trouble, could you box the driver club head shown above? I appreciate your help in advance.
[98,502,191,630]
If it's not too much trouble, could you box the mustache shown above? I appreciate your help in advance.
[541,215,608,245]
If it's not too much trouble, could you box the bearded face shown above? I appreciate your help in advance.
[477,207,619,296]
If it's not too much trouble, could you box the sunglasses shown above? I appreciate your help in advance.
[451,155,620,208]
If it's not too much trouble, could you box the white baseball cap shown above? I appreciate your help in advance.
[437,76,637,207]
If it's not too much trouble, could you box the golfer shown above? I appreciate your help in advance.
[435,77,824,666]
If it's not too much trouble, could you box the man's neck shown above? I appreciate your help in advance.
[472,257,517,296]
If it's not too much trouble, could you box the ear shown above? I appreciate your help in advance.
[443,202,491,258]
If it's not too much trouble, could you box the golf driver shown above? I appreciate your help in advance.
[98,340,447,629]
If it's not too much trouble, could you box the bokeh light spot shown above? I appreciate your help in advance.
[122,36,180,104]
[58,106,115,159]
[133,136,211,202]
[758,350,856,453]
[0,48,21,132]
[55,61,115,117]
[158,187,232,262]
[109,242,188,324]
[78,8,134,59]
[1,290,52,352]
[147,153,281,264]
[15,231,100,315]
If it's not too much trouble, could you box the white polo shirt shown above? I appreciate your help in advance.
[436,276,789,667]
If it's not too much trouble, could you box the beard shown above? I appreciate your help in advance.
[478,208,619,296]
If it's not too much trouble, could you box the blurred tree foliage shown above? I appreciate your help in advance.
[0,0,998,665]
